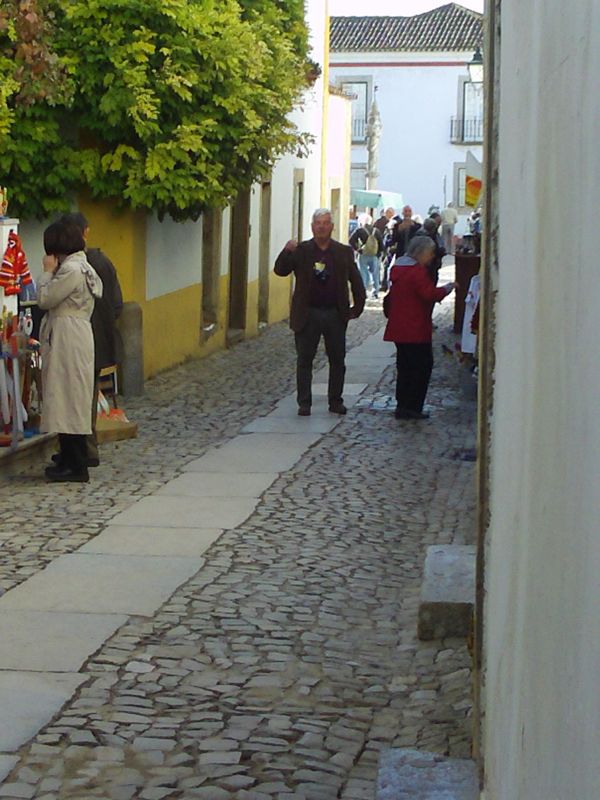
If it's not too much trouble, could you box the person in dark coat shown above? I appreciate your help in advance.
[61,212,123,466]
[384,236,456,420]
[391,205,422,257]
[275,208,366,416]
[421,217,446,285]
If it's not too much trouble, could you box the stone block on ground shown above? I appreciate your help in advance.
[418,545,476,640]
[377,748,478,800]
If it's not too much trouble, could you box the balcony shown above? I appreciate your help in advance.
[352,117,366,142]
[450,117,484,144]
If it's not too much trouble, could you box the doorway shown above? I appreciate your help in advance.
[201,208,223,340]
[292,169,305,241]
[258,181,272,327]
[330,187,341,241]
[228,188,251,341]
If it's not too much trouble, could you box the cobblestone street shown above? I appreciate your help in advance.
[0,294,477,800]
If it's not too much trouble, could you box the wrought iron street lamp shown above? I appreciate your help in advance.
[468,47,484,83]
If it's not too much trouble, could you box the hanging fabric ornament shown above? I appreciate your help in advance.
[0,230,32,296]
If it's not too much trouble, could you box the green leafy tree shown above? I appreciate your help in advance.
[0,0,76,215]
[1,0,311,220]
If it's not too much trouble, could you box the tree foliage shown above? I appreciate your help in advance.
[0,0,311,220]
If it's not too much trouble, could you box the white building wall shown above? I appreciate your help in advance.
[483,1,600,798]
[330,52,483,227]
[145,215,202,300]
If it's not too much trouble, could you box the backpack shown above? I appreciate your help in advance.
[361,227,379,256]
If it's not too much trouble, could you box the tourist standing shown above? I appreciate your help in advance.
[421,218,446,285]
[391,205,422,257]
[384,236,455,420]
[38,219,103,482]
[441,202,459,254]
[275,209,365,417]
[349,214,384,298]
[61,212,123,468]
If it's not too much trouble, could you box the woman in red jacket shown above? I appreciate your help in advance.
[384,236,456,420]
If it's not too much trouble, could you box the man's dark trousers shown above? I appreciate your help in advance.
[395,343,434,413]
[295,307,347,408]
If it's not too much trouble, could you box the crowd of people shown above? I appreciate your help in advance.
[348,202,458,298]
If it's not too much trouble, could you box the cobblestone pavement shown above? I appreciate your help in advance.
[0,309,385,596]
[0,296,477,799]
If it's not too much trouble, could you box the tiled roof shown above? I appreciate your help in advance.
[330,3,484,53]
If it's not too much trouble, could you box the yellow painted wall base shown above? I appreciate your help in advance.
[80,199,293,380]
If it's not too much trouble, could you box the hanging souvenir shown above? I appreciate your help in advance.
[0,230,32,296]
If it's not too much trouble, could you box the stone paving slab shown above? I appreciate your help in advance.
[154,472,278,498]
[311,382,367,395]
[183,432,321,473]
[109,495,257,529]
[0,758,17,784]
[78,525,222,557]
[0,672,86,752]
[268,394,362,417]
[0,554,205,615]
[242,415,341,434]
[377,748,478,799]
[0,610,127,672]
[418,545,476,640]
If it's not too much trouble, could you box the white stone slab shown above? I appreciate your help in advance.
[242,416,340,434]
[0,756,18,782]
[0,611,127,672]
[0,672,86,752]
[344,369,387,383]
[110,495,257,530]
[183,433,320,474]
[155,472,277,498]
[311,383,367,396]
[268,395,361,417]
[0,554,204,615]
[79,526,222,557]
[345,355,392,366]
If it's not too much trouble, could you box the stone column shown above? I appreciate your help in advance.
[365,96,383,191]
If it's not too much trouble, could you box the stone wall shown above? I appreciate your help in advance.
[482,1,600,797]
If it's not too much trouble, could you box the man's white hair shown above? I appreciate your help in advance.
[312,208,333,222]
[358,213,372,226]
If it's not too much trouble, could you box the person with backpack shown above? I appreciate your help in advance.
[349,214,384,298]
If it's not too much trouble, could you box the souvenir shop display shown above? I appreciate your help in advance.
[0,307,42,448]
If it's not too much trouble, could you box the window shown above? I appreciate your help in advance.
[340,81,369,141]
[463,81,484,142]
[457,166,467,208]
[351,164,367,190]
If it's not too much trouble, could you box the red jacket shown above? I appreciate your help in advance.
[384,258,448,343]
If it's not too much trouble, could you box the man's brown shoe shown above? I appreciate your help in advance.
[328,403,347,415]
[298,406,311,416]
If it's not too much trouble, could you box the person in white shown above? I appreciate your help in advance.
[461,273,481,355]
[441,202,459,255]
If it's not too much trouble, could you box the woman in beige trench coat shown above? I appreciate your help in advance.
[37,219,103,482]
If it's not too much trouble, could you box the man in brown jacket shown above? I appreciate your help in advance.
[275,208,366,416]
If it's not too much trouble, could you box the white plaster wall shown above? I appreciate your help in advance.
[483,1,600,798]
[330,54,483,219]
[327,94,350,183]
[145,214,202,300]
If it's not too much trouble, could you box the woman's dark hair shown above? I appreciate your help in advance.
[60,211,89,235]
[43,220,85,256]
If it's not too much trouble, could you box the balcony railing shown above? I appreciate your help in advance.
[450,117,484,144]
[352,117,366,141]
